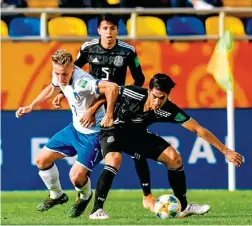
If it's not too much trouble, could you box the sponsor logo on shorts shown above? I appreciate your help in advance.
[107,136,115,143]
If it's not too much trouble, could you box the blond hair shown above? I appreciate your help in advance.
[52,49,73,65]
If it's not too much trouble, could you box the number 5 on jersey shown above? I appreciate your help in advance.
[101,67,110,80]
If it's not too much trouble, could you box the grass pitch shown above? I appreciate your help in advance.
[1,190,252,225]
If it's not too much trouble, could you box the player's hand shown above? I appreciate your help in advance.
[100,114,114,127]
[52,93,64,109]
[15,105,33,118]
[80,109,96,128]
[224,148,244,167]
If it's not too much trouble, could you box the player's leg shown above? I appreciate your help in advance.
[68,130,101,218]
[132,157,156,212]
[36,124,77,211]
[35,149,69,212]
[157,144,210,217]
[68,163,92,218]
[89,128,121,220]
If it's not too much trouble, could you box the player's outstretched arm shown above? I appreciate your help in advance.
[182,118,244,167]
[98,80,119,127]
[128,50,145,87]
[16,84,61,118]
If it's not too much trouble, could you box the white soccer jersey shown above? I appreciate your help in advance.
[52,66,105,134]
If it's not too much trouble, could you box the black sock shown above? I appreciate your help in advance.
[167,165,188,211]
[91,165,118,213]
[133,158,151,196]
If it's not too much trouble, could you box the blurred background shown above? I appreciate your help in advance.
[1,0,252,191]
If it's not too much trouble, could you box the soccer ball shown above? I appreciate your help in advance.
[154,194,181,219]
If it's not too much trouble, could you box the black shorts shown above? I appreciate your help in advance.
[99,126,170,161]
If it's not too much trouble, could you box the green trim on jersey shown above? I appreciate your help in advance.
[134,56,140,67]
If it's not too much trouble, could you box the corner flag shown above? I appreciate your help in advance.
[207,30,234,91]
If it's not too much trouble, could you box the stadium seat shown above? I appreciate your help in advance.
[205,16,246,36]
[166,16,205,36]
[107,0,120,5]
[1,20,8,37]
[9,17,40,37]
[127,16,167,36]
[88,17,127,36]
[246,18,252,35]
[48,17,87,37]
[222,0,252,7]
[27,0,59,8]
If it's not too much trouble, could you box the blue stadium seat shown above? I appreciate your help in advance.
[246,18,252,35]
[9,17,40,37]
[87,17,127,36]
[166,16,205,36]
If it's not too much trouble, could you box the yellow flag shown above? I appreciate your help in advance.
[207,30,234,91]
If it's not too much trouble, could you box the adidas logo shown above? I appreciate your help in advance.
[92,57,99,63]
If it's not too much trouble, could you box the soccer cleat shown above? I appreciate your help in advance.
[89,208,109,220]
[177,203,211,218]
[143,194,156,212]
[68,191,93,218]
[36,193,68,212]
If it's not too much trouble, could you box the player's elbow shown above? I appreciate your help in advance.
[135,75,145,87]
[105,82,119,97]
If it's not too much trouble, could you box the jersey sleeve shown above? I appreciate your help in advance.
[74,43,89,68]
[119,85,147,100]
[51,72,59,87]
[127,50,145,87]
[75,77,101,94]
[162,101,191,124]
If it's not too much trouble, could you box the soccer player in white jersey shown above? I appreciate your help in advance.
[15,49,118,218]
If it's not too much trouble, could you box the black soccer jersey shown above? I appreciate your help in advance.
[74,39,145,86]
[114,85,191,130]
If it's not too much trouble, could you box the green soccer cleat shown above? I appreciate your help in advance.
[68,191,93,218]
[36,193,69,212]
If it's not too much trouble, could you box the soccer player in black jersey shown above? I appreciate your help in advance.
[53,13,156,212]
[88,73,244,219]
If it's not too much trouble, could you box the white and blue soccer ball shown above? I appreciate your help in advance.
[154,194,181,219]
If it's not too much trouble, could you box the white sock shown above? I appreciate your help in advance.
[75,176,91,200]
[38,164,63,199]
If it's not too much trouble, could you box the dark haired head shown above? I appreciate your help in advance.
[149,73,176,94]
[98,13,119,27]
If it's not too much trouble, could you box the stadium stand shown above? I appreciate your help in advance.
[126,16,167,36]
[205,16,246,36]
[48,17,88,37]
[1,20,9,36]
[9,17,40,37]
[166,16,205,36]
[107,0,120,5]
[246,18,252,35]
[26,0,59,8]
[222,0,252,7]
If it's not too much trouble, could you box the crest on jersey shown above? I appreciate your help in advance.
[114,56,124,67]
[73,92,81,101]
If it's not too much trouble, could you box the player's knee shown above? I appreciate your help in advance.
[35,156,53,169]
[104,152,122,169]
[69,170,87,186]
[170,154,182,168]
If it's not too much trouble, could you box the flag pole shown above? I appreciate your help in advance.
[219,12,236,191]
